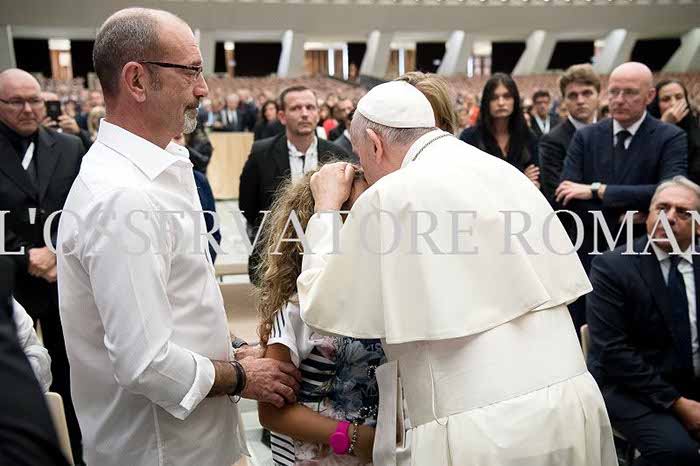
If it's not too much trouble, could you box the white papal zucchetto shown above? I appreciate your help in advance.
[355,81,436,129]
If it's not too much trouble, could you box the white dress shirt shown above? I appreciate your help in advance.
[287,137,318,182]
[651,243,699,375]
[12,298,52,393]
[534,114,551,134]
[613,111,646,149]
[57,120,244,466]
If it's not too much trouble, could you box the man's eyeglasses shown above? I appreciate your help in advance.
[0,97,44,110]
[608,88,641,99]
[140,61,203,81]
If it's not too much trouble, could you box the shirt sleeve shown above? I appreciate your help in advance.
[78,188,215,420]
[267,302,315,367]
[11,298,53,393]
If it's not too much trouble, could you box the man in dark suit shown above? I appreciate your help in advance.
[239,86,351,285]
[0,69,84,463]
[587,177,700,465]
[328,98,354,141]
[557,62,687,276]
[213,93,255,132]
[540,64,600,205]
[0,257,69,466]
[530,89,560,139]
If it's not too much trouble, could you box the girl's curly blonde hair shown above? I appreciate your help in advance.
[254,171,318,345]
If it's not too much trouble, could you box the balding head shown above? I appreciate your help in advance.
[93,7,187,99]
[610,62,653,89]
[607,61,656,128]
[0,68,44,136]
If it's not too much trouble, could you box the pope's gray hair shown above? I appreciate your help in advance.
[651,176,700,211]
[350,112,434,151]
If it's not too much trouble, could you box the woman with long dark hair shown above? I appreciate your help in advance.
[459,73,540,188]
[254,99,285,141]
[648,79,700,183]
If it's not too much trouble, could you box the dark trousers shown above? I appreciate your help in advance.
[612,398,700,466]
[33,293,84,464]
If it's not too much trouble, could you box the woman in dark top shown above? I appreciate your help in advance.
[648,79,700,184]
[459,73,540,188]
[254,100,285,141]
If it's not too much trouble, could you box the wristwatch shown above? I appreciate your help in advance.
[329,421,351,455]
[590,182,601,200]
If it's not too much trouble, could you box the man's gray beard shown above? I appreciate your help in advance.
[183,108,198,134]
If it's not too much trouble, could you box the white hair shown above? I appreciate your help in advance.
[349,112,434,151]
[651,176,700,210]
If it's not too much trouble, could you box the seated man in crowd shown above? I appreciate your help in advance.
[213,92,254,132]
[587,176,700,465]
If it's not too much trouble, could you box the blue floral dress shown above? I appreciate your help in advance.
[267,301,386,465]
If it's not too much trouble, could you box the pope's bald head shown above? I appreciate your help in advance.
[610,62,653,89]
[0,68,40,97]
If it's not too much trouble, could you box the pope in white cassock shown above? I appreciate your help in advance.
[297,81,618,465]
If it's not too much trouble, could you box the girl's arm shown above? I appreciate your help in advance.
[258,343,374,462]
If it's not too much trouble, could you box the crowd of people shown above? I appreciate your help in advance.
[3,6,700,466]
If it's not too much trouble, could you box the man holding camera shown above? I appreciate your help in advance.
[0,68,86,464]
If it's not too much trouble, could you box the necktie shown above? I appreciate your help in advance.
[613,129,631,177]
[668,255,694,372]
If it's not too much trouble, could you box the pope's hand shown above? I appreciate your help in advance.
[310,162,355,212]
[240,356,302,408]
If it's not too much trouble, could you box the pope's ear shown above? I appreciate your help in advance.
[366,128,383,162]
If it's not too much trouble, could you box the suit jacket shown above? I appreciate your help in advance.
[215,107,255,132]
[588,237,700,418]
[332,133,358,163]
[531,114,561,139]
[239,133,352,231]
[540,118,577,204]
[0,126,84,317]
[561,115,687,224]
[0,256,68,466]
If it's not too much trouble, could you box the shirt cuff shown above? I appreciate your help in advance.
[170,353,215,420]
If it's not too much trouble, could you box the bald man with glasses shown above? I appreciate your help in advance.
[0,68,86,463]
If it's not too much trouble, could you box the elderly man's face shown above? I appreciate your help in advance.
[0,72,44,137]
[646,185,699,253]
[226,95,240,110]
[144,19,208,135]
[608,69,655,128]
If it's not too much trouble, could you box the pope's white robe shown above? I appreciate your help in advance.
[297,130,618,466]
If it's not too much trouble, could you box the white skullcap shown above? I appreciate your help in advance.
[355,81,436,128]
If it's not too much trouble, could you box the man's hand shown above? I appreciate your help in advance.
[41,266,57,283]
[240,356,302,408]
[661,99,689,125]
[40,116,59,130]
[310,162,355,212]
[555,181,594,206]
[234,344,264,361]
[28,247,56,278]
[341,171,369,210]
[672,397,700,440]
[57,115,81,135]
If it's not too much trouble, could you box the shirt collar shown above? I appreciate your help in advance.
[568,114,595,131]
[96,120,191,181]
[613,111,646,137]
[287,137,318,158]
[401,129,448,169]
[343,129,351,140]
[650,241,694,265]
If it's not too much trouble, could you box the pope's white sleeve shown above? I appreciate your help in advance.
[80,188,214,420]
[12,298,53,393]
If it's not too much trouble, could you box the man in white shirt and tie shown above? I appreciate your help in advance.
[56,8,300,466]
[531,89,560,139]
[214,93,244,132]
